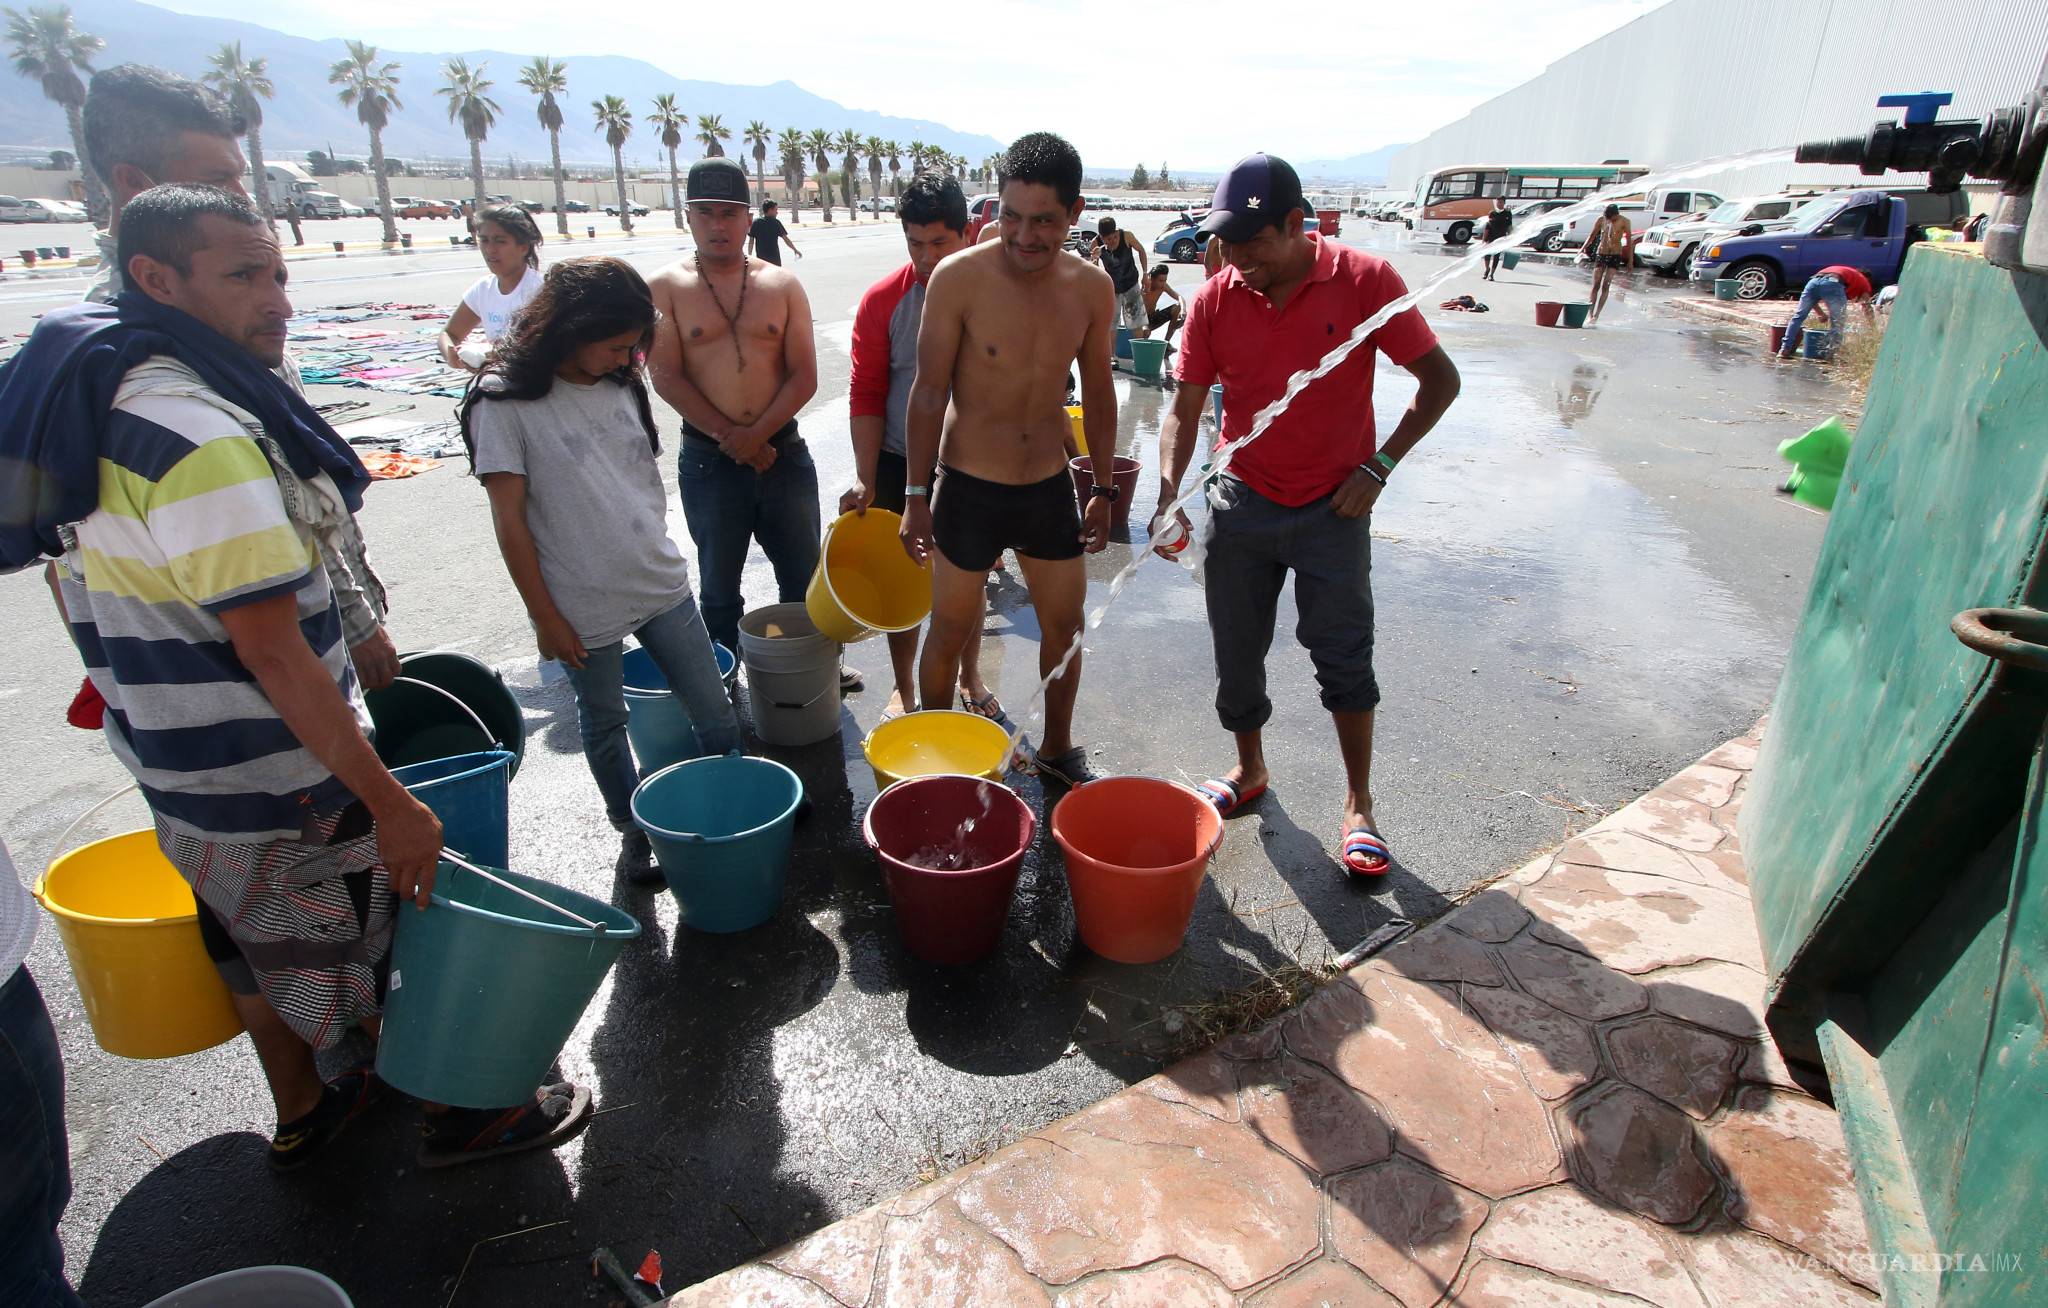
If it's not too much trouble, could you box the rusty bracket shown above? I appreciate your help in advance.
[1952,606,2048,674]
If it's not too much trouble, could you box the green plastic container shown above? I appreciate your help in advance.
[1561,302,1592,328]
[1129,336,1168,380]
[377,861,638,1107]
[1714,278,1741,301]
[1500,250,1520,269]
[365,651,526,777]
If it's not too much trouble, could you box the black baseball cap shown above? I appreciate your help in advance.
[686,157,750,205]
[1198,153,1305,243]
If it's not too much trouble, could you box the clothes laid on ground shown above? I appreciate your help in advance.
[67,358,364,845]
[1175,234,1437,506]
[932,464,1083,571]
[849,261,925,457]
[461,267,544,342]
[469,376,693,647]
[750,216,791,266]
[356,450,441,479]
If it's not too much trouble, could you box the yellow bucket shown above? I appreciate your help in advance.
[806,508,933,644]
[863,710,1012,791]
[1066,405,1088,456]
[34,830,244,1059]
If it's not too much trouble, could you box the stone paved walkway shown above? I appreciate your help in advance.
[660,731,1882,1306]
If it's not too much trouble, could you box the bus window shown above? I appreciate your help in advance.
[1427,170,1501,203]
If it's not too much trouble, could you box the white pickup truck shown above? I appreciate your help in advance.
[1555,185,1724,249]
[1636,193,1816,277]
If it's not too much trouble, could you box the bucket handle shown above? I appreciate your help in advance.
[391,676,502,751]
[38,781,143,897]
[762,681,838,712]
[438,847,607,933]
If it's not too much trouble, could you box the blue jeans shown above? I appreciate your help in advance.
[1781,275,1850,355]
[677,425,821,650]
[1,968,83,1308]
[563,593,742,832]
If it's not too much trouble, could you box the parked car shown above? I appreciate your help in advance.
[1554,185,1725,248]
[555,198,592,213]
[13,197,78,222]
[296,191,351,219]
[0,195,43,222]
[1505,199,1576,250]
[1689,188,1958,300]
[604,200,650,217]
[965,193,1000,242]
[1636,193,1812,278]
[394,195,456,219]
[38,198,87,222]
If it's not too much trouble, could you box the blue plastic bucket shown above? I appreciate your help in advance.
[377,860,639,1107]
[631,755,803,933]
[1501,250,1520,270]
[1114,324,1134,360]
[1209,383,1224,429]
[621,644,737,773]
[1801,327,1836,360]
[392,750,513,869]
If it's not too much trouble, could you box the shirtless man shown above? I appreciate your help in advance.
[900,131,1116,788]
[649,157,826,657]
[1582,203,1634,324]
[1140,264,1184,341]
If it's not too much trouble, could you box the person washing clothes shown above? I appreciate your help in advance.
[464,257,742,886]
[1778,265,1874,358]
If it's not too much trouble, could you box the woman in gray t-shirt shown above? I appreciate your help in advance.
[462,258,743,884]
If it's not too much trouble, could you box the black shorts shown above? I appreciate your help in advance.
[872,449,907,514]
[1598,253,1628,269]
[932,464,1082,571]
[1147,305,1180,330]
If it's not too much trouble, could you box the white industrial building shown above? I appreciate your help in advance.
[1387,0,2048,201]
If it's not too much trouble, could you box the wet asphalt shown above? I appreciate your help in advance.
[0,220,1850,1305]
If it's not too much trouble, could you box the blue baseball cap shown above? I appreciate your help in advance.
[1198,153,1306,243]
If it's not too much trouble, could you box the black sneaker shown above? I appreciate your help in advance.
[616,829,663,886]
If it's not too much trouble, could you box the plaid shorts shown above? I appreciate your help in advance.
[154,805,395,1051]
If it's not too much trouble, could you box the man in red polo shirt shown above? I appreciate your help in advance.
[1151,153,1461,878]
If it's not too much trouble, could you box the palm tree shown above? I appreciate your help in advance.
[836,128,861,221]
[203,41,274,234]
[329,40,401,245]
[592,94,633,233]
[517,55,569,236]
[777,127,805,222]
[743,119,771,205]
[650,93,685,228]
[865,135,884,216]
[954,154,968,184]
[694,112,729,158]
[5,5,105,224]
[804,128,833,223]
[437,57,499,216]
[884,139,902,198]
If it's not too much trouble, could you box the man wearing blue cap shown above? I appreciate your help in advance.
[1150,153,1461,879]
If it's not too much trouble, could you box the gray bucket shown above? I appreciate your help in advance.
[737,603,840,746]
[144,1266,353,1307]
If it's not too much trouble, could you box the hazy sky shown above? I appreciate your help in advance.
[153,0,1663,169]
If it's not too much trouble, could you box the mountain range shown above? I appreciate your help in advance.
[1298,143,1410,184]
[0,0,1006,170]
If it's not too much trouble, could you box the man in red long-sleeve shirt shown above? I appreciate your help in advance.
[843,171,997,717]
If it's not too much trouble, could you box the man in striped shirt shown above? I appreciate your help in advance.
[48,186,591,1170]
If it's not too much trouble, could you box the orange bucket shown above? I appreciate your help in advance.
[1050,777,1222,963]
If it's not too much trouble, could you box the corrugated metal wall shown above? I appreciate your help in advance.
[1388,0,2048,202]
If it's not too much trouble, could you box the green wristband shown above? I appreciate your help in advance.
[1372,451,1399,476]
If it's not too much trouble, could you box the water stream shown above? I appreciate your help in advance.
[996,148,1799,766]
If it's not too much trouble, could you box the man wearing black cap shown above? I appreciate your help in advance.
[649,158,830,667]
[1149,152,1461,880]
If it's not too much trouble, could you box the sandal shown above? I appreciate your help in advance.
[960,689,1006,720]
[1341,826,1393,879]
[1033,746,1097,789]
[269,1064,385,1173]
[418,1081,594,1169]
[1194,777,1266,818]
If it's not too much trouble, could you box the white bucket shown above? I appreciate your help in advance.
[143,1266,354,1307]
[737,603,841,746]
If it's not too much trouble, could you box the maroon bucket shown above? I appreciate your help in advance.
[1068,455,1142,530]
[862,775,1034,965]
[1535,301,1563,327]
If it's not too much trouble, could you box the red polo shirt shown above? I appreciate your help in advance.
[1176,234,1437,506]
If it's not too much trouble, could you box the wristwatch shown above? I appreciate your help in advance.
[1087,483,1121,503]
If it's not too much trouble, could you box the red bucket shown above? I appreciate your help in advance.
[1069,455,1141,530]
[1766,325,1787,354]
[1535,301,1563,328]
[862,774,1035,965]
[1051,777,1222,964]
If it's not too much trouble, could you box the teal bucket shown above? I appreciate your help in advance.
[366,651,526,777]
[1501,250,1520,269]
[1129,336,1168,380]
[622,644,737,773]
[632,755,803,933]
[1561,302,1592,328]
[392,750,513,869]
[1714,278,1741,301]
[377,861,638,1107]
[1801,327,1837,360]
[1209,383,1224,428]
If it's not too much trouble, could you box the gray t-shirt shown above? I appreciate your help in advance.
[470,377,692,647]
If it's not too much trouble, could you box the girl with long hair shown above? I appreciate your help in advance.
[464,257,741,884]
[440,203,545,372]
